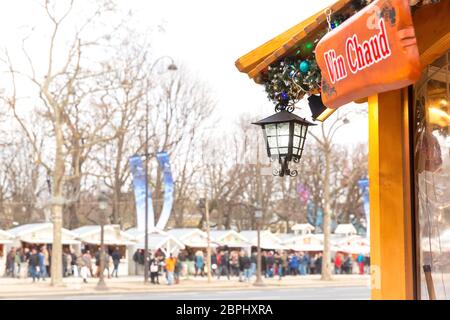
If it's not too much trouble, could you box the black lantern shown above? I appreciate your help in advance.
[308,94,335,122]
[253,109,315,177]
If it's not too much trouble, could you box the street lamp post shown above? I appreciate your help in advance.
[143,56,177,284]
[96,190,108,291]
[254,207,264,286]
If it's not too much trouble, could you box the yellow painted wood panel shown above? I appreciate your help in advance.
[368,90,414,300]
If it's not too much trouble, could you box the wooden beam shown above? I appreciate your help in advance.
[235,0,352,75]
[413,0,450,67]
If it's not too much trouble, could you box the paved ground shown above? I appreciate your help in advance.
[30,286,370,300]
[0,275,371,300]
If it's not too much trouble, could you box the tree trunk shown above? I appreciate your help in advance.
[321,145,333,281]
[51,110,64,287]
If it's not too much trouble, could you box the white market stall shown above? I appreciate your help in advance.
[334,224,358,236]
[281,233,340,252]
[167,228,218,251]
[72,225,135,276]
[126,228,185,275]
[291,223,315,235]
[210,230,251,250]
[0,229,14,276]
[240,230,286,251]
[7,223,81,248]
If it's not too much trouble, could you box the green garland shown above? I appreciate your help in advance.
[262,0,436,110]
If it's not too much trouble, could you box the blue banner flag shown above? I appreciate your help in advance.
[155,151,174,230]
[129,155,155,231]
[358,178,370,239]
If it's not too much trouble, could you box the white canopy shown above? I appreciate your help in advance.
[135,234,185,255]
[166,228,218,248]
[210,230,251,248]
[337,244,370,255]
[7,223,81,245]
[72,225,135,245]
[291,223,315,234]
[240,230,286,250]
[334,224,357,236]
[0,229,14,244]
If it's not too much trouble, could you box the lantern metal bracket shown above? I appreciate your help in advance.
[272,156,298,177]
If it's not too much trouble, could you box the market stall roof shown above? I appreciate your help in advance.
[291,223,315,233]
[235,0,354,82]
[166,228,218,248]
[125,227,168,239]
[0,229,14,244]
[210,230,251,248]
[135,234,185,251]
[166,228,206,241]
[334,224,358,236]
[72,225,135,245]
[240,230,283,247]
[7,223,81,245]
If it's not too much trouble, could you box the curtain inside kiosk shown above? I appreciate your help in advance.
[415,50,450,300]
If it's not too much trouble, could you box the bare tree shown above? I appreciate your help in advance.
[1,0,117,286]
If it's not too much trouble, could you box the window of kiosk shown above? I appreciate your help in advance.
[414,50,450,299]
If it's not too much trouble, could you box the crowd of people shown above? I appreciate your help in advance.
[4,245,123,283]
[132,248,371,285]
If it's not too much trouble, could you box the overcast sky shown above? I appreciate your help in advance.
[0,0,368,146]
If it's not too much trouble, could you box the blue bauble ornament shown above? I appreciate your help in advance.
[281,92,289,101]
[299,60,310,73]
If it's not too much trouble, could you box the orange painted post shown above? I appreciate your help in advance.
[368,90,414,300]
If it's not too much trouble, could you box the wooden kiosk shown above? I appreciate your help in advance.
[235,0,450,299]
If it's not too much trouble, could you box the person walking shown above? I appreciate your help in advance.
[5,248,15,278]
[309,254,317,275]
[334,253,343,274]
[194,250,204,277]
[238,251,245,282]
[41,246,50,278]
[14,248,21,278]
[250,252,257,277]
[261,251,267,278]
[111,247,121,278]
[165,254,176,285]
[289,254,299,275]
[357,253,365,275]
[315,253,323,274]
[77,251,88,283]
[281,252,288,278]
[242,252,251,282]
[38,247,46,280]
[343,254,353,274]
[28,248,40,282]
[150,257,160,284]
[266,251,274,278]
[217,251,230,280]
[274,252,283,280]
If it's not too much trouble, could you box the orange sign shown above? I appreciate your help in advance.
[315,0,421,109]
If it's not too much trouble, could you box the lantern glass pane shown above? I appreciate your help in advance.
[293,147,299,155]
[293,136,301,148]
[277,122,289,136]
[277,135,289,148]
[265,124,277,136]
[279,148,288,155]
[294,123,301,136]
[270,148,279,155]
[267,136,278,148]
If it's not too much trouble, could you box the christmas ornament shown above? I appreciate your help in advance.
[299,60,310,73]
